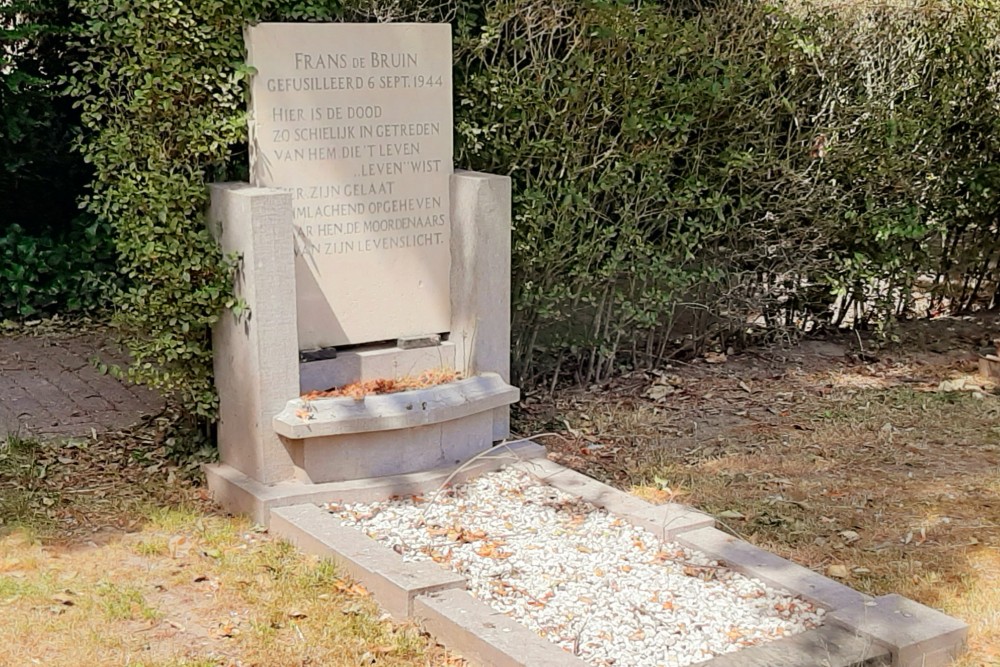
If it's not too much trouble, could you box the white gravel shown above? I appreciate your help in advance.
[327,468,823,667]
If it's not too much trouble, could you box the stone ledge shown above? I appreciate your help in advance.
[413,588,588,667]
[271,503,466,620]
[828,594,969,667]
[299,341,457,394]
[275,372,519,438]
[674,526,870,611]
[699,623,891,666]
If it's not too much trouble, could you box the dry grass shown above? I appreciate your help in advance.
[526,326,1000,667]
[0,510,453,667]
[0,429,458,667]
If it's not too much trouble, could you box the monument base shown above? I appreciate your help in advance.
[275,373,518,484]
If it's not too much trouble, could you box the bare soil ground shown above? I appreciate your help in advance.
[520,314,1000,667]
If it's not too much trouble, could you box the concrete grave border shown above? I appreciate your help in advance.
[264,441,967,667]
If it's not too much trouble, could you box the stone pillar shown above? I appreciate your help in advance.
[450,171,513,440]
[207,183,299,485]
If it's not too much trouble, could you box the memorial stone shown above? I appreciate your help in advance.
[246,23,453,349]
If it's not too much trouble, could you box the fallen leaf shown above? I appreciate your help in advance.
[167,535,188,558]
[826,564,849,579]
[476,543,512,559]
[840,530,861,544]
[51,593,75,606]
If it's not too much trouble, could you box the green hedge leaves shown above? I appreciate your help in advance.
[63,0,1000,407]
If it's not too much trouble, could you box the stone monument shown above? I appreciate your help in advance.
[205,22,519,523]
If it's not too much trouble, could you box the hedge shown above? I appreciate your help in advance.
[55,0,1000,412]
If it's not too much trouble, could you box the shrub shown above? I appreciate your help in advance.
[65,0,1000,408]
[0,219,116,318]
[456,0,1000,382]
[1,0,114,318]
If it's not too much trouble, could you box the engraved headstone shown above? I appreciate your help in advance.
[246,23,453,349]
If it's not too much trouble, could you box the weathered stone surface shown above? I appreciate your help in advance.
[284,411,496,484]
[204,440,548,525]
[414,588,587,666]
[674,526,870,610]
[700,625,891,666]
[450,171,513,440]
[298,342,457,394]
[210,183,300,485]
[276,372,518,438]
[270,503,465,619]
[246,22,454,348]
[828,594,969,667]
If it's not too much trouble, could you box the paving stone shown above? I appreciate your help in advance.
[828,594,969,667]
[0,332,164,440]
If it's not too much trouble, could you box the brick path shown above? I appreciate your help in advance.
[0,329,164,439]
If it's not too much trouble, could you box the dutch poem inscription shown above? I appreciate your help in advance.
[246,23,453,349]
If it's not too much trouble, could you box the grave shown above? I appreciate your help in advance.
[203,21,969,667]
[205,22,518,520]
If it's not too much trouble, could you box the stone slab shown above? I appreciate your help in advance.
[828,594,969,667]
[512,456,715,540]
[674,526,870,611]
[299,342,458,394]
[450,171,514,442]
[284,410,495,483]
[246,22,454,348]
[204,439,549,525]
[414,588,587,667]
[270,503,465,619]
[276,373,519,438]
[397,334,441,350]
[700,624,891,666]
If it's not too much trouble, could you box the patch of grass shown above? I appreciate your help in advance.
[97,581,161,621]
[131,536,169,557]
[0,435,59,535]
[0,513,454,666]
[0,423,211,542]
[0,414,458,666]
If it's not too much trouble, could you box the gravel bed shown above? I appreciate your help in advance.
[327,468,823,667]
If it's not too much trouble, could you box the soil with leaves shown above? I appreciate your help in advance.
[0,414,460,666]
[520,314,1000,667]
